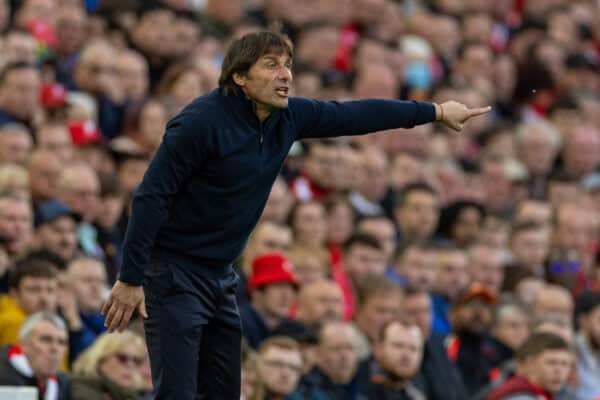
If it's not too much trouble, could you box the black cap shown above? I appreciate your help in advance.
[34,201,81,228]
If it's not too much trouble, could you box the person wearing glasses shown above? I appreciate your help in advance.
[70,330,146,400]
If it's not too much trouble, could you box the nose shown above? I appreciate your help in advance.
[277,66,292,83]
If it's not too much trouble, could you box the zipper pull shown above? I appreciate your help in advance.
[260,132,264,143]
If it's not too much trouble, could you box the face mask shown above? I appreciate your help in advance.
[404,62,432,90]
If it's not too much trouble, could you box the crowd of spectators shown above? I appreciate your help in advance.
[0,0,598,399]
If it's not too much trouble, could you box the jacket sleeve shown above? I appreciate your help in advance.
[118,116,207,285]
[290,97,436,140]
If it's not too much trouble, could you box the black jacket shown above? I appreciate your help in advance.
[0,346,70,400]
[120,88,435,284]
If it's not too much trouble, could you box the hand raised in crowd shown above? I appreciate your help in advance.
[435,101,492,131]
[101,280,147,333]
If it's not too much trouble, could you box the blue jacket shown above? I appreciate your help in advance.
[119,88,435,284]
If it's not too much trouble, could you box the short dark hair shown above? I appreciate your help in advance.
[356,275,401,308]
[343,232,382,254]
[515,332,572,362]
[219,31,294,95]
[22,249,67,271]
[8,258,57,289]
[0,62,40,84]
[394,182,437,209]
[509,221,545,241]
[393,239,434,263]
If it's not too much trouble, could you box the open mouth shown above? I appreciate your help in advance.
[275,87,289,97]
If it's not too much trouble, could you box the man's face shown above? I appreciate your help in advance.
[526,350,573,393]
[253,283,296,320]
[68,259,107,313]
[318,324,358,384]
[35,216,78,261]
[36,125,73,163]
[20,320,67,379]
[292,202,326,246]
[0,198,32,255]
[515,200,552,226]
[0,68,41,120]
[235,52,292,114]
[259,347,303,396]
[55,6,86,54]
[344,244,386,283]
[435,250,470,300]
[452,299,493,335]
[5,32,37,64]
[298,283,344,326]
[358,293,402,342]
[376,323,423,381]
[0,130,32,165]
[358,219,396,263]
[492,308,530,351]
[399,246,437,292]
[304,144,340,188]
[401,293,432,339]
[12,276,58,314]
[118,159,150,195]
[62,171,100,222]
[470,248,504,295]
[396,190,439,240]
[510,229,550,269]
[29,152,62,202]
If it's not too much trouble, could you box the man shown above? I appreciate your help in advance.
[0,257,59,346]
[486,333,574,400]
[508,222,551,276]
[0,312,70,399]
[32,200,80,263]
[0,62,42,128]
[389,240,437,290]
[297,320,363,399]
[0,194,33,259]
[0,122,33,165]
[574,290,600,400]
[102,31,490,399]
[532,284,574,325]
[28,149,63,206]
[401,287,468,400]
[448,283,498,396]
[256,336,304,400]
[364,318,427,399]
[63,257,107,363]
[393,182,441,244]
[240,252,297,348]
[295,279,345,332]
[469,244,505,296]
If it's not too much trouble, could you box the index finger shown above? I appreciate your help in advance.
[100,295,113,316]
[468,106,492,117]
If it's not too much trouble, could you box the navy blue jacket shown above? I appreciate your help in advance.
[119,88,435,285]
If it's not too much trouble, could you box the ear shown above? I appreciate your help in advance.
[232,72,246,88]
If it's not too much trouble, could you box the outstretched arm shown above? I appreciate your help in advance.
[292,97,491,139]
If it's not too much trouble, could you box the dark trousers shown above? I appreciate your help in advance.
[143,259,242,399]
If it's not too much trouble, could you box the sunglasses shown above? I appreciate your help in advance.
[114,352,144,367]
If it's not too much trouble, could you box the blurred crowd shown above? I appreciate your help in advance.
[0,0,598,399]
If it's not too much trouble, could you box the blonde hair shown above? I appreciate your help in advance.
[0,164,29,199]
[72,331,145,386]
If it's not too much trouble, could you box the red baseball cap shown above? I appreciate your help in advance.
[248,252,297,290]
[68,120,103,146]
[40,82,67,108]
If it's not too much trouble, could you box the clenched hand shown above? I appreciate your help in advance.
[101,280,147,333]
[435,101,492,131]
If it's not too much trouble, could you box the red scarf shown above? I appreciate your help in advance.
[8,345,59,400]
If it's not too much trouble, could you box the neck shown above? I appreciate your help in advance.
[253,303,282,329]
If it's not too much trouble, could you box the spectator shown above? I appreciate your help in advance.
[356,215,397,267]
[0,123,33,166]
[389,240,437,290]
[288,245,329,286]
[574,291,600,400]
[295,279,344,333]
[28,149,62,205]
[70,330,145,399]
[437,200,486,248]
[532,284,574,325]
[35,123,74,164]
[487,300,531,369]
[0,257,58,346]
[402,287,468,400]
[240,252,298,349]
[63,257,107,363]
[255,336,304,400]
[486,333,574,400]
[431,246,470,335]
[363,318,427,400]
[297,320,362,399]
[393,182,440,244]
[0,62,42,128]
[0,312,70,399]
[470,244,505,296]
[349,146,389,217]
[32,200,80,262]
[289,139,341,201]
[508,222,551,276]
